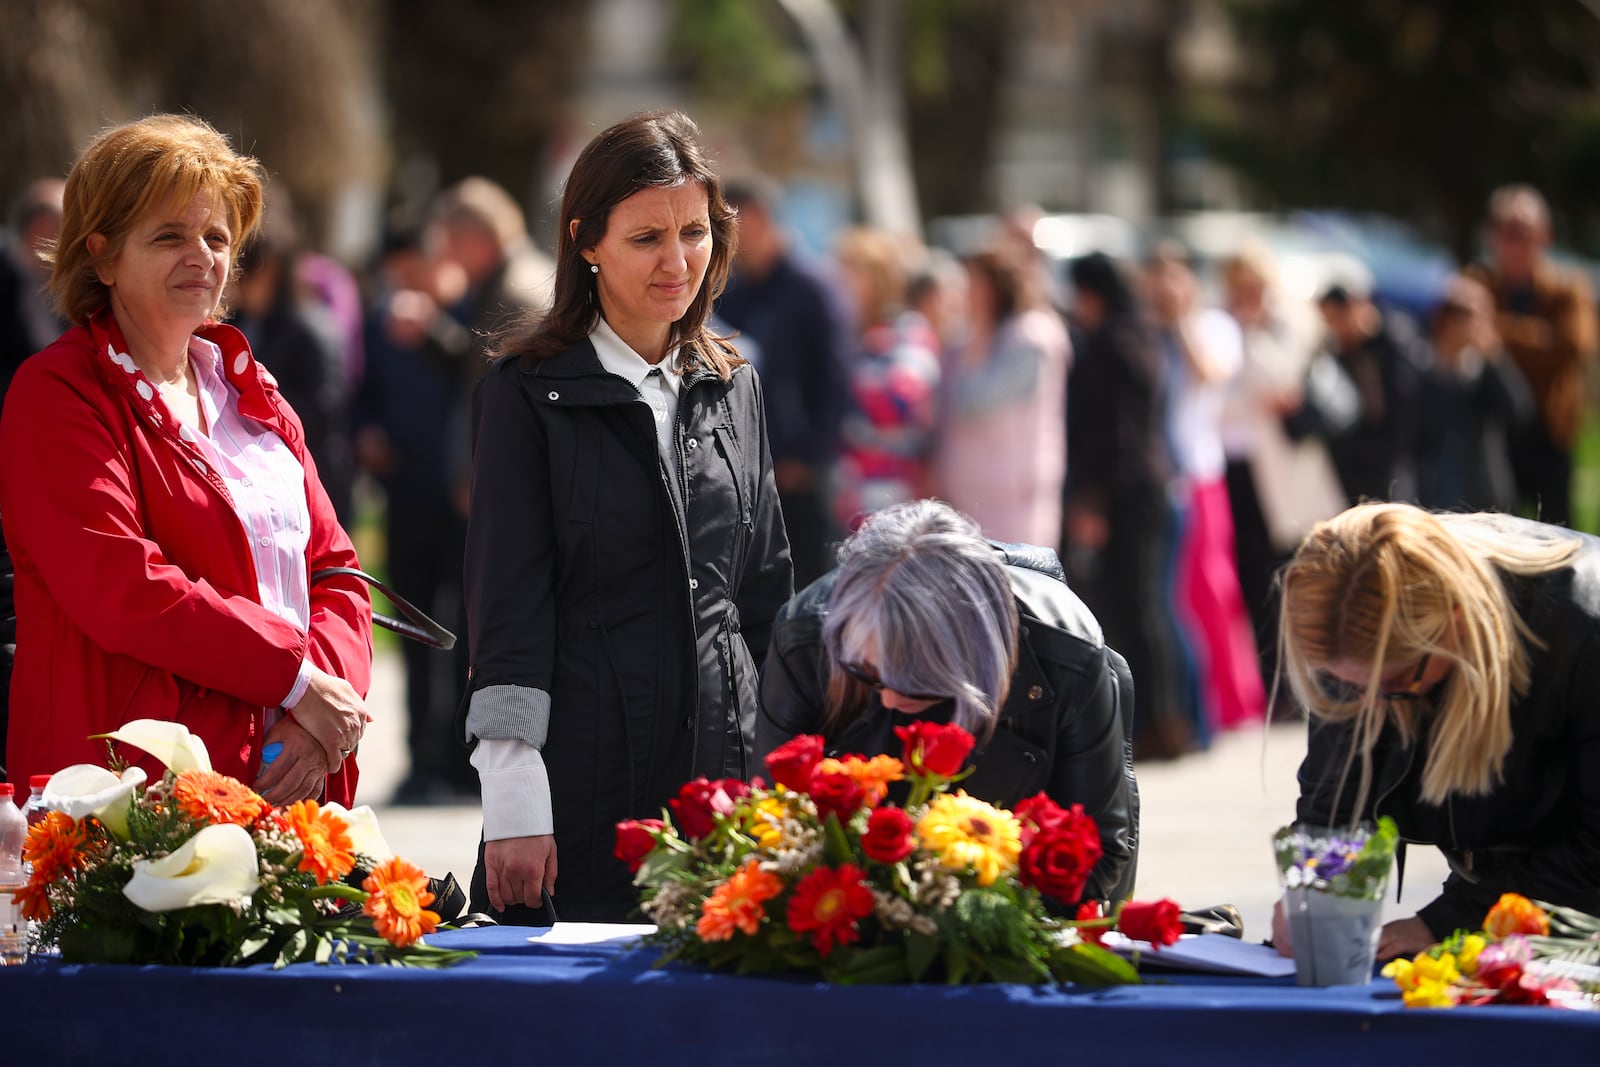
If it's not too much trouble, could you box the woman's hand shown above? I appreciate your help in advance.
[484,835,558,913]
[1271,897,1293,956]
[1377,916,1435,961]
[253,718,329,805]
[290,667,371,768]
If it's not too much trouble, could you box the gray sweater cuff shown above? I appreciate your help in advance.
[465,684,551,749]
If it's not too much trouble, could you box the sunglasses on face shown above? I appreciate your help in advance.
[1320,653,1433,704]
[839,660,948,703]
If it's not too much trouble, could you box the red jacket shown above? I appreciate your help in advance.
[0,313,372,803]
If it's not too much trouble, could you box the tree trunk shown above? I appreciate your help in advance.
[774,0,922,238]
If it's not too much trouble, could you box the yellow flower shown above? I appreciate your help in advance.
[1412,951,1460,986]
[914,791,1021,886]
[1402,978,1459,1008]
[747,796,789,851]
[1456,934,1487,976]
[1382,957,1417,991]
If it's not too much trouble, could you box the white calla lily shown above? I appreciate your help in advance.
[42,764,148,839]
[322,803,394,863]
[93,719,212,773]
[122,823,259,912]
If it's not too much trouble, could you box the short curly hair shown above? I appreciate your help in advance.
[50,114,265,325]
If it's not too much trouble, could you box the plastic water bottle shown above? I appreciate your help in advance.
[0,783,27,965]
[19,775,50,954]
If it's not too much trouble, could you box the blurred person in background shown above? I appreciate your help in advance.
[1284,269,1422,506]
[935,245,1070,547]
[1063,252,1185,760]
[1218,244,1345,714]
[906,248,968,358]
[0,115,371,803]
[1415,274,1534,514]
[1146,242,1263,740]
[384,176,555,518]
[1465,185,1597,527]
[831,227,941,532]
[0,179,67,399]
[352,221,475,803]
[231,187,354,523]
[719,175,853,586]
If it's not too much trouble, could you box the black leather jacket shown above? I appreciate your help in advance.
[1298,521,1600,936]
[758,545,1139,905]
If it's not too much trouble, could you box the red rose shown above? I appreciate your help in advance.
[1012,792,1068,846]
[861,806,916,864]
[1118,899,1183,948]
[765,734,825,793]
[613,818,666,873]
[669,778,750,839]
[1017,810,1103,905]
[1075,900,1107,947]
[893,721,975,779]
[809,769,865,822]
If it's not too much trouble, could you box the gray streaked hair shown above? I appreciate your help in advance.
[822,500,1020,742]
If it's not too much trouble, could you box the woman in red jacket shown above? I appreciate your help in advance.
[0,115,372,805]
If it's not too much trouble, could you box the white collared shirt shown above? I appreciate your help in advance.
[589,314,683,470]
[186,336,314,713]
[472,315,688,843]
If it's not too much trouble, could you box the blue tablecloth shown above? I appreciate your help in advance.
[5,926,1594,1065]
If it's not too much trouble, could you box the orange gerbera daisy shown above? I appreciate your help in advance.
[697,860,785,941]
[22,811,87,882]
[173,769,270,828]
[819,755,905,808]
[15,878,52,923]
[285,800,356,885]
[362,857,439,947]
[786,863,875,958]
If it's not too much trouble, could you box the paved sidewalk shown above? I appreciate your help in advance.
[356,648,1449,940]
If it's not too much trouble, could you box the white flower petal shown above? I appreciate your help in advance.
[41,765,147,838]
[322,803,394,863]
[95,719,213,773]
[123,824,259,912]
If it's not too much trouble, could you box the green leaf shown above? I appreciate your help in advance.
[315,936,334,964]
[274,928,311,970]
[905,931,941,982]
[821,812,855,866]
[1047,941,1141,986]
[943,942,970,985]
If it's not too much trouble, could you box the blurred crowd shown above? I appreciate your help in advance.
[1,168,1591,785]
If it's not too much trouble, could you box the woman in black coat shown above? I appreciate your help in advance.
[1272,503,1600,960]
[757,500,1139,906]
[462,111,792,923]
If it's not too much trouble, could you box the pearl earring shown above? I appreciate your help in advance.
[590,263,599,274]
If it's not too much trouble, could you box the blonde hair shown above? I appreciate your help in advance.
[50,114,265,326]
[1280,503,1578,814]
[835,226,912,329]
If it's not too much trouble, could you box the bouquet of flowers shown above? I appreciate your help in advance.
[18,719,472,969]
[1384,893,1600,1009]
[615,721,1182,985]
[1272,817,1399,900]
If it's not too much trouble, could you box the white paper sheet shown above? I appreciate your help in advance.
[1102,932,1299,978]
[524,922,657,947]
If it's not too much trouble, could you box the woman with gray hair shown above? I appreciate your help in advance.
[758,499,1139,905]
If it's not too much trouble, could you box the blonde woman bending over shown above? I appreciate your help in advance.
[1271,502,1600,960]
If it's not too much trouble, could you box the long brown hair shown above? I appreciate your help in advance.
[499,110,743,378]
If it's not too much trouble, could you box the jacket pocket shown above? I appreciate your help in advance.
[967,726,1050,807]
[713,425,752,580]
